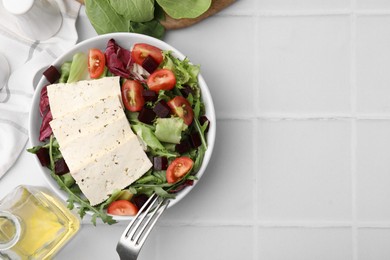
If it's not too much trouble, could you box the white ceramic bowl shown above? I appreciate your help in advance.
[28,33,216,221]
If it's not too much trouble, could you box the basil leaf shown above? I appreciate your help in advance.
[85,0,129,34]
[156,0,211,19]
[109,0,155,22]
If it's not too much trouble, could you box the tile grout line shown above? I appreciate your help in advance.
[155,220,390,228]
[252,116,259,260]
[252,6,260,260]
[218,9,390,17]
[350,0,358,259]
[217,114,390,121]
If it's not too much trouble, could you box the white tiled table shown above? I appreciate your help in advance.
[2,1,390,259]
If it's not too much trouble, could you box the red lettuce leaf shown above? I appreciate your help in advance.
[39,110,53,142]
[105,39,132,78]
[39,85,50,117]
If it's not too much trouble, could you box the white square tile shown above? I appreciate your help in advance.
[258,0,350,10]
[165,16,256,118]
[257,120,352,221]
[257,16,351,114]
[219,0,256,14]
[258,227,353,260]
[356,120,390,221]
[157,226,253,260]
[162,119,255,223]
[358,228,390,260]
[356,16,390,115]
[57,224,157,260]
[356,0,390,9]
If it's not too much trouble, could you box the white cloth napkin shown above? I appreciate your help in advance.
[0,0,81,178]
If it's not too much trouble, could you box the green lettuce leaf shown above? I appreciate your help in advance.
[59,61,72,83]
[67,53,88,83]
[161,51,200,93]
[132,124,165,151]
[155,117,187,144]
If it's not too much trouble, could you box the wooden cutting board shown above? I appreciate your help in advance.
[76,0,236,30]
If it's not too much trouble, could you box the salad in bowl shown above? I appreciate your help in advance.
[28,33,215,225]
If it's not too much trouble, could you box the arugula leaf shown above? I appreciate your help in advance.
[154,186,175,198]
[27,138,59,152]
[85,0,129,34]
[110,0,155,22]
[193,145,206,173]
[60,173,76,188]
[27,146,41,154]
[156,0,211,19]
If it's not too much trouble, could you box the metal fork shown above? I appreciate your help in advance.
[116,193,170,260]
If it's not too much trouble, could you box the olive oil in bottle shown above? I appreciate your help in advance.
[0,185,80,259]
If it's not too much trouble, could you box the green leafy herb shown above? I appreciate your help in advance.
[193,145,206,173]
[60,173,76,188]
[156,0,212,19]
[85,0,129,34]
[85,0,211,39]
[110,0,154,22]
[129,19,165,40]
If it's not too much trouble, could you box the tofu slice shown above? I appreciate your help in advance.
[47,76,152,206]
[49,95,124,145]
[71,137,152,206]
[47,76,121,119]
[58,115,135,172]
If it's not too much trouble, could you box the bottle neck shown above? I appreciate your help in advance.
[0,211,21,250]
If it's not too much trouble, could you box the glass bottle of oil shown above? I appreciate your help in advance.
[0,185,80,259]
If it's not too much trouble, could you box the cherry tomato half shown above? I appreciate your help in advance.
[107,200,138,216]
[131,43,163,65]
[147,69,176,93]
[167,96,194,125]
[166,157,194,184]
[122,80,145,112]
[88,48,105,79]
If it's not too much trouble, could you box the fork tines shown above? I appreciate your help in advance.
[123,193,169,247]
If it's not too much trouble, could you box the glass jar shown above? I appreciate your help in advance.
[0,185,80,259]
